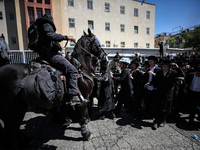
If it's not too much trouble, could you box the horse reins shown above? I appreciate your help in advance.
[65,40,93,56]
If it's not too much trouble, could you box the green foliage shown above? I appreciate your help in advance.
[182,26,200,51]
[169,38,176,48]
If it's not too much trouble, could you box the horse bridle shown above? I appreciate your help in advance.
[64,39,106,58]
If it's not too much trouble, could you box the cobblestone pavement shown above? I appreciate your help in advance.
[20,99,200,150]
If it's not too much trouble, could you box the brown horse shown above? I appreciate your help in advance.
[0,29,105,149]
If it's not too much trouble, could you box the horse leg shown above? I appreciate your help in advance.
[0,92,28,150]
[77,103,93,141]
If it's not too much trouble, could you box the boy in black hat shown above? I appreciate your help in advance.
[143,56,161,116]
[130,60,143,119]
[144,59,184,130]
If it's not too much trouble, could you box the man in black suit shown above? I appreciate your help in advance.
[130,60,143,119]
[111,57,134,114]
[158,42,164,58]
[145,59,184,129]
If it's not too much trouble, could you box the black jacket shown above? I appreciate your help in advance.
[113,67,133,95]
[150,68,184,102]
[143,66,161,87]
[158,43,163,52]
[40,21,67,57]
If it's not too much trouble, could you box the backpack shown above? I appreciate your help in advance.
[20,61,64,108]
[27,17,56,53]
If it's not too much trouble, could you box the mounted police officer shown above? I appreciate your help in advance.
[38,14,85,105]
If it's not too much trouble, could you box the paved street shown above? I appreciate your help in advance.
[20,99,200,150]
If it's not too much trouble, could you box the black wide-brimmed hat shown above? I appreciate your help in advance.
[101,59,108,66]
[101,65,107,71]
[163,59,172,66]
[148,55,158,63]
[158,58,164,64]
[130,60,139,67]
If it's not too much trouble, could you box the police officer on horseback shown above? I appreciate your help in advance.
[36,14,86,105]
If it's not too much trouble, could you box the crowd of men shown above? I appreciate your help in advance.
[89,52,200,130]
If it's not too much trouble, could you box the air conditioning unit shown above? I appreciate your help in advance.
[113,44,119,47]
[101,44,105,47]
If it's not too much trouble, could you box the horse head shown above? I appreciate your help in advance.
[0,37,10,67]
[72,28,105,60]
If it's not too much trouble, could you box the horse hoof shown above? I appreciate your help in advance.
[86,133,93,141]
[83,132,93,141]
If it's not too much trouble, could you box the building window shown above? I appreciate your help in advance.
[11,37,17,44]
[45,9,51,15]
[121,42,125,47]
[134,43,138,48]
[37,0,42,3]
[37,8,43,18]
[106,41,110,47]
[120,24,125,32]
[105,3,110,12]
[134,8,138,17]
[88,20,94,29]
[9,13,14,20]
[28,0,33,2]
[105,22,110,31]
[69,18,75,28]
[146,27,150,34]
[134,26,138,34]
[120,6,125,14]
[146,11,150,19]
[45,0,50,4]
[0,12,3,20]
[28,7,35,24]
[68,0,74,6]
[146,43,150,48]
[87,0,93,10]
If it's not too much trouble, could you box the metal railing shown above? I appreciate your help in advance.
[9,50,39,64]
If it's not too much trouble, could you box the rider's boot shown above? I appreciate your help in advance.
[68,94,87,106]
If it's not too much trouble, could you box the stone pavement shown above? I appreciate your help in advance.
[20,101,200,150]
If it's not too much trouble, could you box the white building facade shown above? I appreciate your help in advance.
[53,0,155,48]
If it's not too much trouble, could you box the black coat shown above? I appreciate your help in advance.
[93,70,115,112]
[113,67,134,108]
[158,43,163,52]
[40,22,67,57]
[113,67,133,95]
[143,66,161,87]
[131,70,143,99]
[150,68,184,114]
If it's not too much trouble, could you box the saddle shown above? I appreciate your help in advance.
[20,59,65,108]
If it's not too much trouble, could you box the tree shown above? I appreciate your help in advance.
[169,38,176,48]
[182,26,200,51]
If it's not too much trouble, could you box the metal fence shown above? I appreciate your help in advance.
[9,50,39,64]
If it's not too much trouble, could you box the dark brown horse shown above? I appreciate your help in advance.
[0,29,105,149]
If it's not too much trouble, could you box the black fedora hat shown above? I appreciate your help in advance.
[163,59,172,66]
[131,60,139,67]
[148,55,158,63]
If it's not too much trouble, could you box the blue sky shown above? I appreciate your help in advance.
[145,0,200,35]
